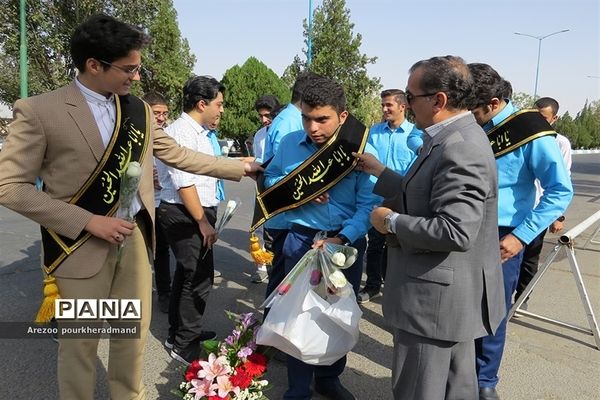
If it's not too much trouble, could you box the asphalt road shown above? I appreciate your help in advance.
[0,154,598,399]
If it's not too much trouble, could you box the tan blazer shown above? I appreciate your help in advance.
[0,82,244,278]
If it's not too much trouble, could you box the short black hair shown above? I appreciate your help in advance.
[301,74,346,114]
[143,92,167,107]
[468,63,511,109]
[291,71,320,103]
[410,56,474,110]
[70,13,149,72]
[381,89,407,105]
[534,97,559,115]
[254,95,281,112]
[182,75,225,113]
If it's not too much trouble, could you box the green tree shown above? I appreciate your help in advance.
[555,111,577,146]
[0,0,194,115]
[511,91,536,110]
[282,0,381,126]
[220,57,290,147]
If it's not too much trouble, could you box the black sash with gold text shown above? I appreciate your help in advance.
[41,94,150,274]
[487,109,556,158]
[250,114,368,232]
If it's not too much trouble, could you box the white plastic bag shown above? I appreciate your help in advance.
[256,235,362,366]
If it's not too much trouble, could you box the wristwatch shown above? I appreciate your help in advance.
[557,215,565,222]
[383,212,394,233]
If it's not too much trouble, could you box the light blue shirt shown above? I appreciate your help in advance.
[259,103,303,164]
[484,101,573,244]
[368,119,421,175]
[260,103,303,230]
[264,130,379,243]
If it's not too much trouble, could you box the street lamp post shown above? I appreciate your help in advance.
[307,0,313,66]
[514,29,569,100]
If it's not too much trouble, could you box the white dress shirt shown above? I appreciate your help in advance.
[75,78,142,216]
[159,113,221,208]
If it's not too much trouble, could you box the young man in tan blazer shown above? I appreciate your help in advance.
[0,14,259,400]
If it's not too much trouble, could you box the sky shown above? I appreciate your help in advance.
[172,0,599,117]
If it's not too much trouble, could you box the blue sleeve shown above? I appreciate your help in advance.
[339,144,379,242]
[407,127,424,153]
[512,136,574,243]
[263,136,287,189]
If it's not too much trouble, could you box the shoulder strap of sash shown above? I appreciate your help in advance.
[40,94,150,274]
[487,109,556,158]
[250,114,368,232]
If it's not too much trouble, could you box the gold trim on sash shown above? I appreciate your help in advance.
[42,95,150,274]
[487,109,556,158]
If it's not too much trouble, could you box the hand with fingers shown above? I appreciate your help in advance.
[352,152,386,177]
[84,215,136,245]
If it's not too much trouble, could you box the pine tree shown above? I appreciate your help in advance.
[282,0,381,125]
[220,57,291,148]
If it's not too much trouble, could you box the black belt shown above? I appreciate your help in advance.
[290,223,341,238]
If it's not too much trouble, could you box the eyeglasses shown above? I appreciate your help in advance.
[99,59,143,76]
[153,111,169,118]
[405,91,438,105]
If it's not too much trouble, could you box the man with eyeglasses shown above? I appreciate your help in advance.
[143,92,173,314]
[354,56,505,400]
[468,64,573,400]
[0,14,260,400]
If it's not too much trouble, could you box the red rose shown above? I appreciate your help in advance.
[230,368,253,389]
[244,353,268,377]
[278,283,291,295]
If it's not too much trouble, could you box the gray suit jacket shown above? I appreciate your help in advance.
[0,82,245,278]
[375,113,505,342]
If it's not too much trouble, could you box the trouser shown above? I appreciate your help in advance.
[475,226,524,388]
[392,328,478,400]
[364,227,388,290]
[282,225,366,399]
[154,207,171,296]
[158,202,216,351]
[263,228,289,319]
[56,212,152,400]
[515,229,547,301]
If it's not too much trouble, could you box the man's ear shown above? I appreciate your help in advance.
[196,99,206,112]
[432,92,447,113]
[490,97,502,112]
[339,110,349,124]
[86,58,104,76]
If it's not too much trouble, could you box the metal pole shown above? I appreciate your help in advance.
[19,0,28,98]
[307,0,313,66]
[514,29,569,100]
[533,38,542,100]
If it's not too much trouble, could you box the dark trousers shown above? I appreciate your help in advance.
[154,207,172,296]
[515,229,547,301]
[158,202,216,351]
[364,227,387,291]
[263,228,289,319]
[475,227,524,388]
[282,227,366,399]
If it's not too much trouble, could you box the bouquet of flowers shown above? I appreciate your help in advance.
[116,161,142,259]
[256,232,362,365]
[261,232,358,307]
[202,198,242,259]
[175,311,269,400]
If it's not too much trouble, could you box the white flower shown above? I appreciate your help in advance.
[221,145,230,156]
[331,252,346,266]
[226,199,237,212]
[125,161,142,178]
[329,270,348,288]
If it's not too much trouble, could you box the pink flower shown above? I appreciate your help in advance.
[215,375,240,398]
[188,378,216,399]
[198,353,231,381]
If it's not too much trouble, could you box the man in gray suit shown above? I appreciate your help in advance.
[355,55,505,400]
